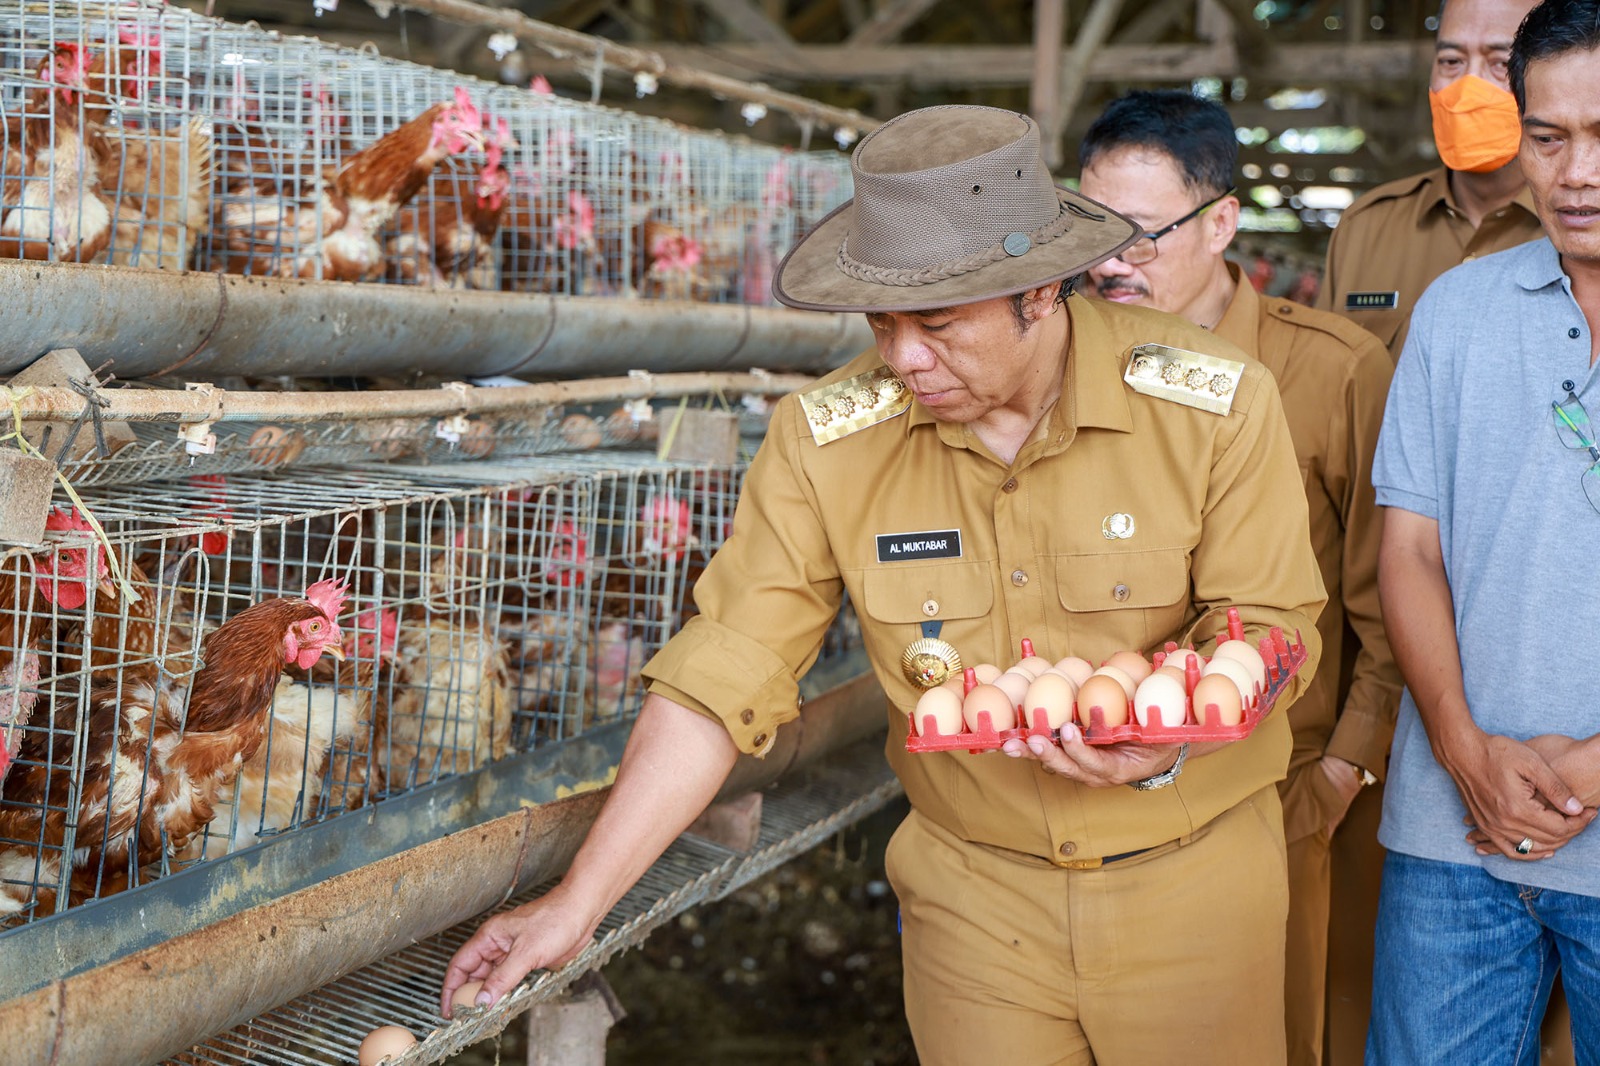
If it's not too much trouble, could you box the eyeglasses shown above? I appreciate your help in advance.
[1551,390,1600,513]
[1115,187,1237,266]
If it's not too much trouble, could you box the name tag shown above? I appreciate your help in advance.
[1345,291,1399,310]
[876,529,962,562]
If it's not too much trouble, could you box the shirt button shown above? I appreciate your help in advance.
[1002,477,1019,493]
[921,598,939,617]
[752,732,768,748]
[1571,328,1583,339]
[1011,569,1029,587]
[740,708,755,725]
[1112,583,1130,602]
[1564,379,1577,393]
[1059,841,1077,856]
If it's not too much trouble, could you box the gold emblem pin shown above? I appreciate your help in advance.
[901,638,962,689]
[1101,512,1135,540]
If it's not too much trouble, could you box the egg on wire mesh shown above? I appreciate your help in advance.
[358,1026,417,1065]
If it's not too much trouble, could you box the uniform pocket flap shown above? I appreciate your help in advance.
[1055,549,1190,611]
[861,561,994,624]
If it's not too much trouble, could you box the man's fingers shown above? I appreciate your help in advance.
[1526,760,1585,816]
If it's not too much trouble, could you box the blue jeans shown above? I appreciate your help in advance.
[1367,851,1600,1065]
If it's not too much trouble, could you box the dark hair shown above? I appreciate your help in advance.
[1078,90,1237,198]
[1007,276,1076,333]
[1510,0,1600,112]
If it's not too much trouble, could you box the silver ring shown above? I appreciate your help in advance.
[1516,836,1534,855]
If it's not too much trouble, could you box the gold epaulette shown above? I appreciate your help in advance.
[799,366,912,445]
[1123,343,1245,416]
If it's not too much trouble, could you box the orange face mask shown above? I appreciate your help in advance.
[1429,75,1522,173]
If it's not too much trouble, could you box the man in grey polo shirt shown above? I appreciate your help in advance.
[1368,2,1600,1061]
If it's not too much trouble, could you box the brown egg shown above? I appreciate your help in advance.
[971,663,1004,685]
[1212,639,1269,693]
[451,979,486,1017]
[1133,671,1188,728]
[1053,656,1094,686]
[1076,673,1131,728]
[560,413,603,449]
[1202,656,1256,703]
[358,1026,418,1066]
[1089,664,1136,699]
[1192,673,1244,727]
[992,671,1032,712]
[1104,650,1152,684]
[962,683,1017,733]
[1023,671,1076,729]
[1014,655,1054,679]
[913,687,965,737]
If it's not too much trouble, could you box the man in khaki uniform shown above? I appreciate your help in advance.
[1316,0,1544,362]
[441,105,1325,1065]
[1077,90,1399,1066]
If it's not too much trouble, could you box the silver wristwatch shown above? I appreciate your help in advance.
[1130,744,1189,791]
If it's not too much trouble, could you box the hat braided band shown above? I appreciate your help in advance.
[834,198,1080,288]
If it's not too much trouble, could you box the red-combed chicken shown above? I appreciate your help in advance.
[220,88,485,282]
[195,606,395,859]
[386,116,514,289]
[0,580,347,921]
[0,43,115,264]
[0,508,111,788]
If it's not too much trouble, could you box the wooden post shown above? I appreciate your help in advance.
[1053,0,1125,168]
[1030,0,1066,168]
[526,972,627,1066]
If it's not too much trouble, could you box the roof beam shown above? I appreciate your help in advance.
[843,0,943,47]
[692,0,800,50]
[630,40,1431,85]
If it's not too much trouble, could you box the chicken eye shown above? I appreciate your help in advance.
[309,621,322,632]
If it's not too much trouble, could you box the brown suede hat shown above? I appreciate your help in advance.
[773,105,1139,314]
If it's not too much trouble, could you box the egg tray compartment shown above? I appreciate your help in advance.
[904,616,1308,754]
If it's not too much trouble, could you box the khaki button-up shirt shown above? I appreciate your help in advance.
[1215,268,1402,842]
[644,297,1326,864]
[1314,167,1543,361]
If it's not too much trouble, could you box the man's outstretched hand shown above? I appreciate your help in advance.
[440,883,601,1016]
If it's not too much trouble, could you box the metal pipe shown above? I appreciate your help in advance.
[380,0,881,138]
[0,262,873,381]
[0,672,890,1066]
[3,371,818,426]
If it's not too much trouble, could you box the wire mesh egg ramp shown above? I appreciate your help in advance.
[0,0,850,300]
[0,437,876,1064]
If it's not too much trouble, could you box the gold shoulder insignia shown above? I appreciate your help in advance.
[799,367,911,445]
[1124,343,1244,416]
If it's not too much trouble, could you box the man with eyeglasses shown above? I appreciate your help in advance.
[1368,1,1600,1061]
[1316,0,1545,364]
[1078,90,1399,1066]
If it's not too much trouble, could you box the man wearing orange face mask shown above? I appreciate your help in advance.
[1315,0,1544,363]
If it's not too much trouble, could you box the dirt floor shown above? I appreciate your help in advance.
[452,797,915,1065]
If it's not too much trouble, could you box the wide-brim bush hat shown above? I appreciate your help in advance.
[773,105,1139,313]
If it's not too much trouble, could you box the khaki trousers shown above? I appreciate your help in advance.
[888,786,1289,1066]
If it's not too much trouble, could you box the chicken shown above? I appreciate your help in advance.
[0,43,115,264]
[218,88,485,282]
[0,508,110,788]
[386,116,514,289]
[194,607,394,860]
[383,609,511,789]
[0,581,347,921]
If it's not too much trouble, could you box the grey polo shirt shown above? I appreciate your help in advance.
[1373,237,1600,897]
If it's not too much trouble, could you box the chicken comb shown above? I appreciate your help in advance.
[45,506,93,533]
[303,579,349,620]
[452,86,481,126]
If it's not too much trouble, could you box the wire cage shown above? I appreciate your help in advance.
[0,0,853,299]
[0,440,862,931]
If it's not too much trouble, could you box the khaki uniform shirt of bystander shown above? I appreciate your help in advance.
[1314,167,1542,362]
[643,295,1326,866]
[1214,266,1401,841]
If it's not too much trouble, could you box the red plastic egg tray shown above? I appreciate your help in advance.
[904,607,1309,753]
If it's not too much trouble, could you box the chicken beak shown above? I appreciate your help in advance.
[324,643,346,662]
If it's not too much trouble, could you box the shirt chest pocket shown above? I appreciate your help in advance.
[860,562,995,700]
[1053,548,1192,662]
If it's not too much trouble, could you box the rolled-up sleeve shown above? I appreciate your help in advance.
[641,396,844,756]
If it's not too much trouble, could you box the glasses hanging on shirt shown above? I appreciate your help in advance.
[1114,187,1237,267]
[1551,391,1600,514]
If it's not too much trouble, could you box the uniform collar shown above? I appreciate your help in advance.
[1514,237,1566,291]
[1415,165,1539,227]
[1212,262,1262,358]
[901,294,1134,443]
